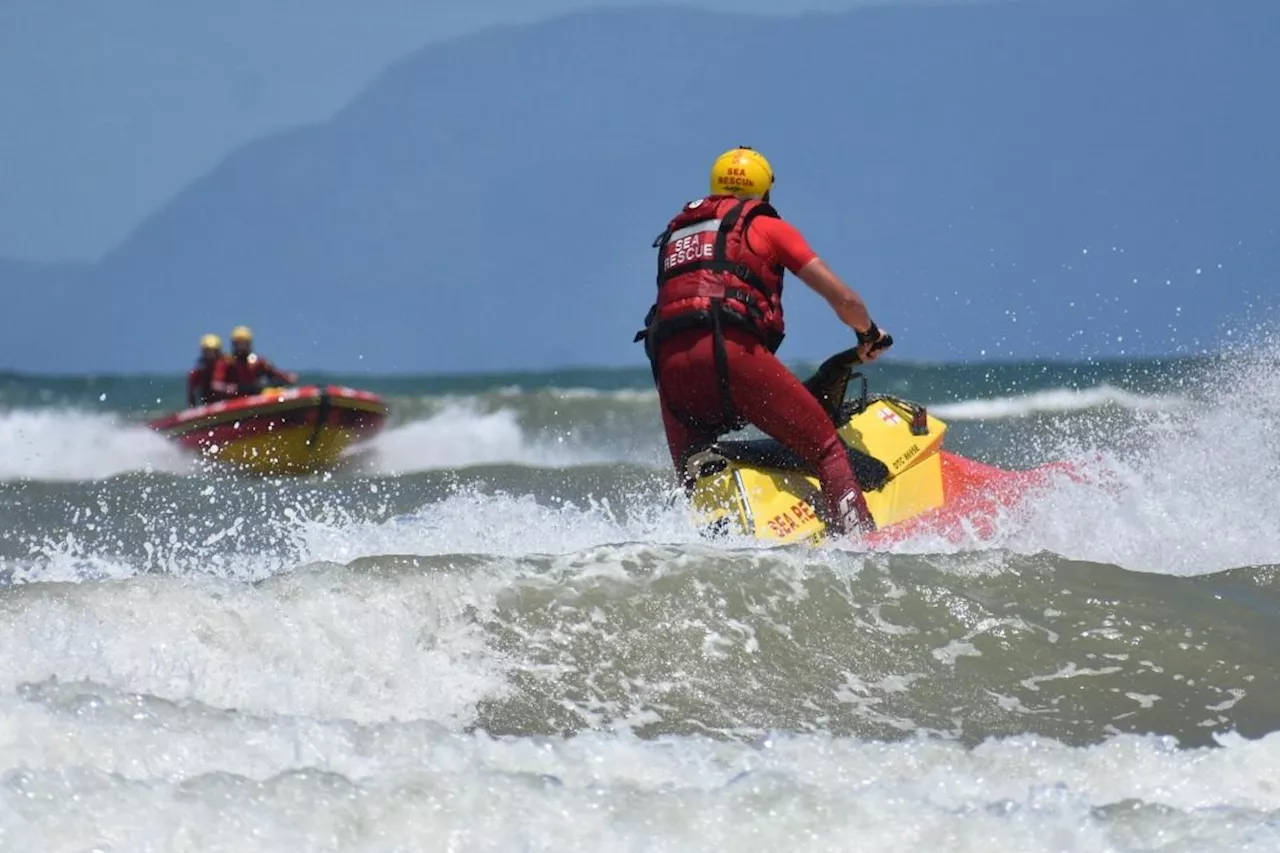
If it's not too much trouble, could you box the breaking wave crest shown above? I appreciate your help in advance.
[0,408,193,481]
[362,402,625,474]
[932,384,1188,420]
[5,674,1280,852]
[2,549,1278,746]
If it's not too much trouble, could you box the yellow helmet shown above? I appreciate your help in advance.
[710,146,775,199]
[231,325,253,342]
[200,333,222,350]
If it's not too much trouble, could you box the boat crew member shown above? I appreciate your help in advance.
[212,325,298,398]
[187,333,225,406]
[636,146,893,536]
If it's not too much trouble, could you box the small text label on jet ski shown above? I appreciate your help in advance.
[892,444,921,470]
[765,500,817,537]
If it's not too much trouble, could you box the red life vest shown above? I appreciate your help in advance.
[634,195,790,433]
[214,354,277,397]
[640,195,787,354]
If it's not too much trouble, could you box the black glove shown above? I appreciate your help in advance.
[857,322,894,353]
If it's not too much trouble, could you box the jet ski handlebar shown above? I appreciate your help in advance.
[867,333,894,354]
[799,333,897,424]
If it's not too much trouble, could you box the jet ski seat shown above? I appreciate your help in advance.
[688,438,891,491]
[680,345,893,492]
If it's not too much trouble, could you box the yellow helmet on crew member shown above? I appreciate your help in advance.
[199,333,222,351]
[230,325,255,356]
[710,146,775,200]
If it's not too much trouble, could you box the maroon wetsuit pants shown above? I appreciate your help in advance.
[654,327,873,534]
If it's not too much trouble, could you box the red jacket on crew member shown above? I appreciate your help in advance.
[211,353,295,398]
[187,358,224,406]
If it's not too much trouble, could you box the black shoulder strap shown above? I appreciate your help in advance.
[711,199,749,263]
[740,200,778,230]
[753,200,780,219]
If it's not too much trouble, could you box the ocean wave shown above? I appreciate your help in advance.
[361,401,629,474]
[489,385,658,403]
[1,550,1276,746]
[4,345,1279,579]
[0,408,193,481]
[932,384,1188,420]
[3,356,1277,851]
[4,676,1279,852]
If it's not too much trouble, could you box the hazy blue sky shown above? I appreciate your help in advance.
[0,0,921,263]
[2,0,1273,375]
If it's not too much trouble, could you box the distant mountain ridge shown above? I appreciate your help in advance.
[3,0,1277,373]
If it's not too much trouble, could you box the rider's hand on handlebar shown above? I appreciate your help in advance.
[856,322,893,363]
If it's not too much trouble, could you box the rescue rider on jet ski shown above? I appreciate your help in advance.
[636,146,893,536]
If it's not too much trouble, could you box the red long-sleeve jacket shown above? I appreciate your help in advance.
[211,353,293,398]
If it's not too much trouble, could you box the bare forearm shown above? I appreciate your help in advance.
[795,258,874,333]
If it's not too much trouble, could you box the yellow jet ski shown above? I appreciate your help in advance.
[684,346,1079,547]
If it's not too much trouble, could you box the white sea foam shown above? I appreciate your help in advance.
[886,348,1280,574]
[1,677,1277,853]
[932,384,1187,420]
[363,401,618,473]
[0,408,193,481]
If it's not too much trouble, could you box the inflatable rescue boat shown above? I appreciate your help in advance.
[148,385,389,476]
[685,347,1079,547]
